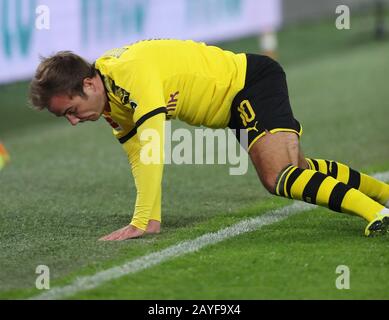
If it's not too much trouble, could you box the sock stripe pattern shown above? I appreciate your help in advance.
[307,158,361,189]
[328,182,352,212]
[276,165,295,197]
[348,168,361,189]
[280,162,386,221]
[325,160,331,175]
[329,161,338,178]
[285,167,304,198]
[309,159,320,171]
[275,164,384,221]
[302,172,328,204]
[277,165,332,204]
[278,165,348,209]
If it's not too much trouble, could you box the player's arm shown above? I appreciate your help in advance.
[124,112,165,230]
[98,58,166,240]
[99,111,165,241]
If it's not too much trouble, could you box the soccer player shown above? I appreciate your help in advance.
[29,39,389,240]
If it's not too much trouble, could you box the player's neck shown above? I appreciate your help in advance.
[104,101,111,112]
[95,73,110,112]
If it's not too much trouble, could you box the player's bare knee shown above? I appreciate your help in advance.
[299,158,309,169]
[260,173,278,195]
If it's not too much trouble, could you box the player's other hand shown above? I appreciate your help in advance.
[99,224,144,241]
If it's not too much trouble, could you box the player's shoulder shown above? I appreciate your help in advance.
[95,42,157,71]
[96,39,207,64]
[128,38,200,48]
[124,38,210,58]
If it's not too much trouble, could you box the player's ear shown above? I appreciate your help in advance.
[82,77,95,91]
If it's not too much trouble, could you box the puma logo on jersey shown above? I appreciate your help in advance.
[247,121,259,133]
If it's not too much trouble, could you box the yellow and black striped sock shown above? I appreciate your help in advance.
[306,158,389,206]
[275,165,384,222]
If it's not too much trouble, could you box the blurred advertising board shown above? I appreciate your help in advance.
[0,0,281,84]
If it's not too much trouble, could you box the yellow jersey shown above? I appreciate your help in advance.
[95,39,246,142]
[94,39,247,230]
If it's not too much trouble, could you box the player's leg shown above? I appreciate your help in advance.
[298,151,389,235]
[303,157,389,208]
[228,53,389,235]
[249,131,389,236]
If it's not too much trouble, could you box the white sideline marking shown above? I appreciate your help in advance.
[31,171,389,300]
[373,171,389,183]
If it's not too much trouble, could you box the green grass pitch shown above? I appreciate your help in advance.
[1,16,389,299]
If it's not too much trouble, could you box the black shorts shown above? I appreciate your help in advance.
[228,54,302,151]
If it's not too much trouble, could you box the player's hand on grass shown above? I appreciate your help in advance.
[99,220,161,241]
[99,224,145,241]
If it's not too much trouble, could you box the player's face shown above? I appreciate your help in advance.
[49,77,107,126]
